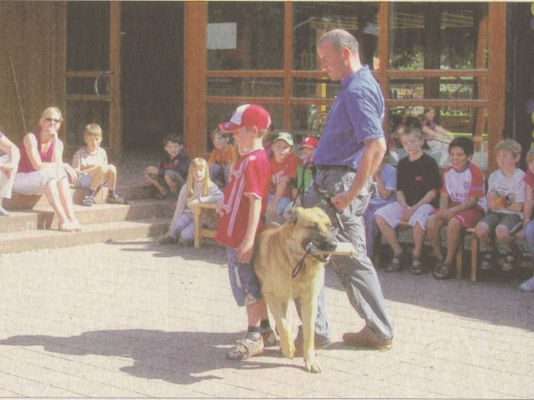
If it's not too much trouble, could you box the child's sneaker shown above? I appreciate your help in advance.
[520,277,534,292]
[262,328,277,348]
[225,335,264,361]
[108,194,127,204]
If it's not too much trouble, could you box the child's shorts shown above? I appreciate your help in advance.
[146,170,184,187]
[479,211,522,235]
[226,246,263,307]
[375,201,435,230]
[431,202,485,229]
[77,172,92,189]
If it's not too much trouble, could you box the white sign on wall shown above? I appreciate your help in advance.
[207,23,237,50]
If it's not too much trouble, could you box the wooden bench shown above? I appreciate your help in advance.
[190,201,219,248]
[377,221,480,281]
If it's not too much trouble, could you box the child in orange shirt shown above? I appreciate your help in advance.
[207,127,238,189]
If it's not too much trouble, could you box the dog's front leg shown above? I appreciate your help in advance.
[300,293,322,373]
[263,293,294,359]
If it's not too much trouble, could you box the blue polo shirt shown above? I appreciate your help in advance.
[314,66,385,170]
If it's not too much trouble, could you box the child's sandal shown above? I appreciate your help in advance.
[480,251,494,271]
[433,261,452,279]
[82,195,94,207]
[410,255,424,275]
[502,248,520,272]
[386,253,402,272]
[157,190,169,200]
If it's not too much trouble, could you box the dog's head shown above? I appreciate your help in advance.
[286,207,337,262]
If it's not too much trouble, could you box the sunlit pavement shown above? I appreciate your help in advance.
[0,238,533,398]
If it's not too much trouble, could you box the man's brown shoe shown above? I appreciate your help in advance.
[343,330,393,350]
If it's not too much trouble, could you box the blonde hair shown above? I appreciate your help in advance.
[187,157,211,198]
[527,147,534,163]
[39,106,63,127]
[84,123,103,139]
[495,139,522,158]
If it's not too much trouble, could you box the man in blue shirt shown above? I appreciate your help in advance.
[301,29,394,351]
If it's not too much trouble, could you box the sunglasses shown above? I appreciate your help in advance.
[45,118,61,124]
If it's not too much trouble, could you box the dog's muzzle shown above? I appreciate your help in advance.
[304,238,337,262]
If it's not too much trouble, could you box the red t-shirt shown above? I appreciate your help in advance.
[215,149,270,249]
[524,169,534,188]
[268,153,300,198]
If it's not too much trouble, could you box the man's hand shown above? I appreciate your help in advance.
[331,191,353,211]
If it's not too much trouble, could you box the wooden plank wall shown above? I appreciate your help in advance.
[0,1,66,145]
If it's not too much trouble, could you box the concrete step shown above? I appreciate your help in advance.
[5,183,157,213]
[0,218,169,254]
[0,199,176,231]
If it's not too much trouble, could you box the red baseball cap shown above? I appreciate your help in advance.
[300,135,319,149]
[219,104,272,132]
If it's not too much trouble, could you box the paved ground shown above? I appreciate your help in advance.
[1,239,534,398]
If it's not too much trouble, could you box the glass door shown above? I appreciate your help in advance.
[65,2,121,154]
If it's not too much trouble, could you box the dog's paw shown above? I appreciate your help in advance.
[305,359,322,373]
[280,340,295,359]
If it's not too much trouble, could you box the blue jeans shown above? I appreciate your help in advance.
[303,167,394,341]
[268,194,292,215]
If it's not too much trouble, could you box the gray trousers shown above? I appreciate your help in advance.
[303,167,394,341]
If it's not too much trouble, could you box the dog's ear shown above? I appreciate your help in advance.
[288,207,302,226]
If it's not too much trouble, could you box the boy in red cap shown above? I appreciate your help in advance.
[293,135,319,207]
[215,104,276,360]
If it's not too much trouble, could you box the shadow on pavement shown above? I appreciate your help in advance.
[0,330,289,385]
[107,239,227,264]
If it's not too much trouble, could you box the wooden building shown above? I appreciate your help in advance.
[1,1,532,173]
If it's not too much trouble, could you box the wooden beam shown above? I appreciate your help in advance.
[184,2,207,159]
[283,2,293,131]
[109,2,122,155]
[487,2,506,172]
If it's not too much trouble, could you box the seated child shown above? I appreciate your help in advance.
[363,154,397,258]
[476,139,526,272]
[293,135,318,207]
[519,148,534,291]
[71,123,126,206]
[266,131,300,218]
[374,126,442,274]
[145,133,190,199]
[0,130,20,216]
[207,127,238,189]
[159,157,223,245]
[427,137,487,279]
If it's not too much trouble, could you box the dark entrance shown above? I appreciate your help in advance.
[121,2,184,151]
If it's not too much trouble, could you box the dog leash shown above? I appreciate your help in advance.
[290,161,313,208]
[292,242,314,278]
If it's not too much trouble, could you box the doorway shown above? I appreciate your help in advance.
[121,2,184,151]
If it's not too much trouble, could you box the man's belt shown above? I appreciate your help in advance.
[314,164,356,172]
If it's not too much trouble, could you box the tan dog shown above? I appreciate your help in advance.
[254,207,337,373]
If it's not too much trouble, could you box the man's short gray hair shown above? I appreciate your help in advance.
[318,29,359,54]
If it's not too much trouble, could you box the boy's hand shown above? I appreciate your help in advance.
[401,204,414,221]
[266,202,277,217]
[146,166,158,175]
[437,208,454,221]
[238,238,254,263]
[64,164,78,184]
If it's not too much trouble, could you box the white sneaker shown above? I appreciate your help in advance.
[520,277,534,292]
